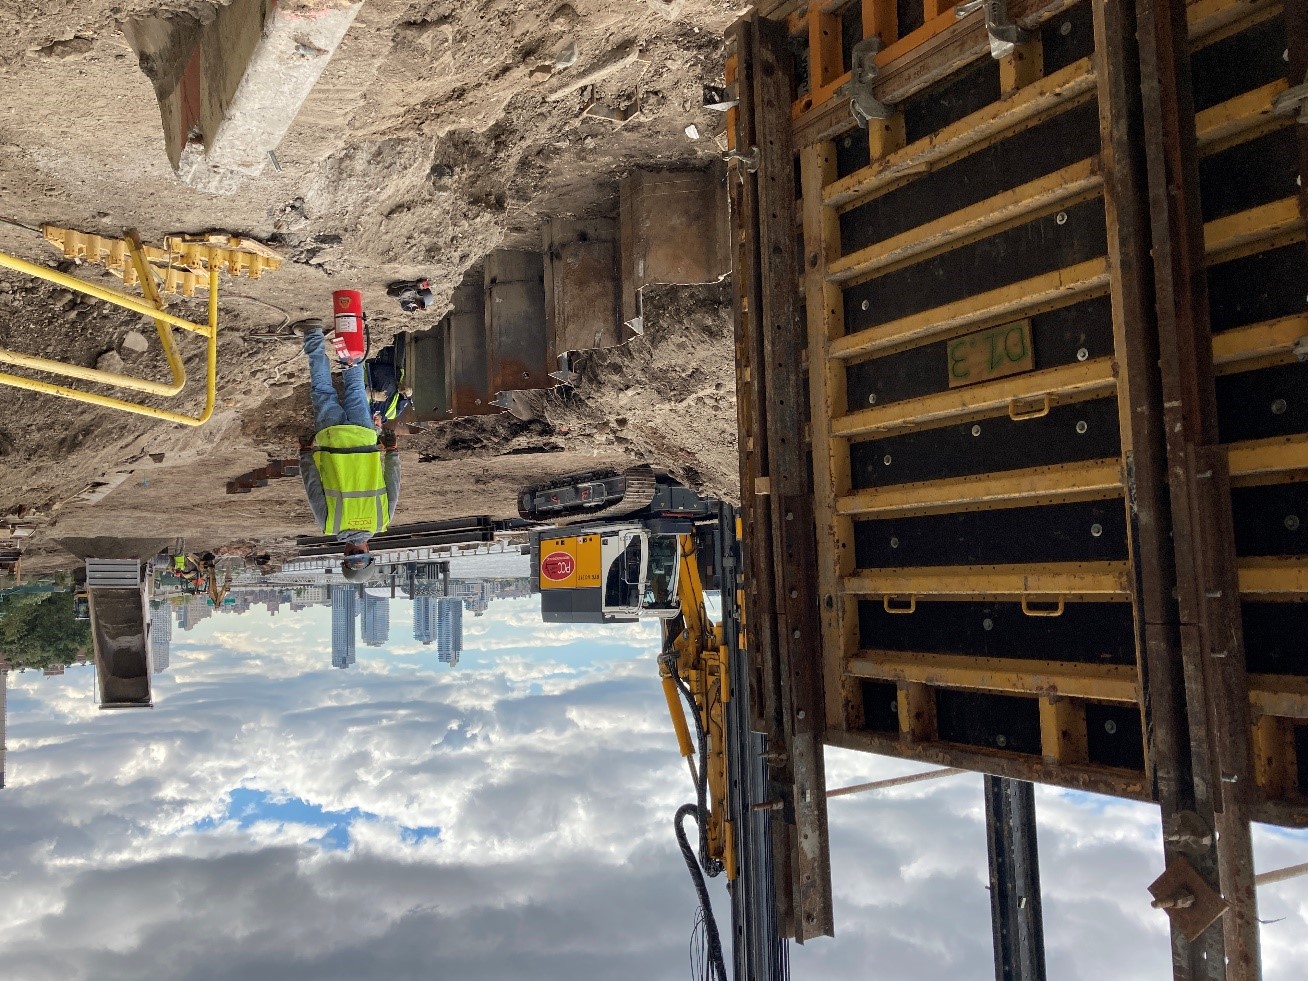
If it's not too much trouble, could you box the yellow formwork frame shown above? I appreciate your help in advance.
[0,237,219,427]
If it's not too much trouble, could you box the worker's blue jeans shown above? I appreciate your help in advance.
[303,327,372,432]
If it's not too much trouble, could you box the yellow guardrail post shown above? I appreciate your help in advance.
[0,242,223,427]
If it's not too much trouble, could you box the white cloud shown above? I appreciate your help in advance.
[2,605,1305,981]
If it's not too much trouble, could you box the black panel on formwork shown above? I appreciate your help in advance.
[839,101,1101,255]
[1231,484,1308,557]
[903,56,1001,145]
[1207,242,1308,333]
[896,0,925,40]
[1039,0,1096,76]
[1190,12,1287,113]
[857,599,1136,665]
[1242,603,1308,675]
[840,4,861,81]
[790,30,810,98]
[849,397,1121,490]
[843,198,1108,333]
[853,499,1128,569]
[860,680,900,734]
[1296,726,1308,796]
[1199,127,1301,223]
[936,689,1042,755]
[846,294,1114,412]
[835,129,871,181]
[1085,702,1145,771]
[1217,362,1308,444]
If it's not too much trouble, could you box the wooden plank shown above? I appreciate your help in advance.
[1094,0,1184,819]
[1228,434,1308,485]
[1211,313,1308,374]
[1249,674,1308,721]
[1251,713,1298,799]
[831,356,1117,438]
[1195,81,1291,154]
[1137,0,1261,971]
[827,160,1104,283]
[1237,556,1308,598]
[827,725,1151,799]
[896,681,938,742]
[862,0,897,43]
[729,16,798,937]
[807,4,844,90]
[801,142,862,735]
[843,559,1133,600]
[1186,0,1284,46]
[829,258,1111,361]
[1039,696,1089,764]
[852,652,1142,702]
[836,457,1124,518]
[752,14,834,941]
[824,57,1098,209]
[1203,197,1304,265]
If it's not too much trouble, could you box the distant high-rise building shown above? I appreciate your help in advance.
[361,593,390,648]
[436,597,463,666]
[413,595,437,645]
[149,602,172,674]
[330,585,358,669]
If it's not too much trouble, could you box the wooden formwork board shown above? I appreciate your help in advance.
[1180,0,1308,829]
[731,13,834,944]
[806,0,1166,806]
[785,0,1308,821]
[733,0,1308,973]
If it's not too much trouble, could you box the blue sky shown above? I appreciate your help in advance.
[0,594,1304,980]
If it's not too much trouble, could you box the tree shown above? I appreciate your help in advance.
[0,592,91,669]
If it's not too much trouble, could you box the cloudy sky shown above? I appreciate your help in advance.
[1,595,1304,980]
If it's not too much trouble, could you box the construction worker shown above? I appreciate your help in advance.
[292,318,400,583]
[367,342,413,426]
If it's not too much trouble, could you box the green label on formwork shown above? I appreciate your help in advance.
[947,319,1035,389]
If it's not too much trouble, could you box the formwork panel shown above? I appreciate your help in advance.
[847,397,1121,489]
[1186,0,1308,817]
[807,0,1151,798]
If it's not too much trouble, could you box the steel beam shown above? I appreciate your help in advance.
[985,777,1047,981]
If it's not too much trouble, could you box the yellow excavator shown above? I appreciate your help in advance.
[528,475,782,981]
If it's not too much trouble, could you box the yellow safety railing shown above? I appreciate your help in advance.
[0,234,219,426]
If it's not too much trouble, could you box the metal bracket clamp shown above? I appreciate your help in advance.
[1272,73,1308,124]
[839,37,892,128]
[956,0,1032,61]
[1147,856,1228,943]
[724,146,759,172]
[702,83,738,112]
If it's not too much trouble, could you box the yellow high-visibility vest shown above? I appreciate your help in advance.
[313,425,389,535]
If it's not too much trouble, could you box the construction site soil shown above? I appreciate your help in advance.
[0,0,741,571]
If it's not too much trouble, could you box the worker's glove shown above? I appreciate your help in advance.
[297,433,316,452]
[381,430,398,451]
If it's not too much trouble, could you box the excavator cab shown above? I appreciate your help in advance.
[535,525,683,623]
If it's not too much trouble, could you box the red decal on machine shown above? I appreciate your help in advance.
[541,551,575,581]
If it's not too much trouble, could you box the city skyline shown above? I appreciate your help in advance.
[153,576,534,672]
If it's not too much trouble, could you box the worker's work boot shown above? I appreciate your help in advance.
[289,317,332,338]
